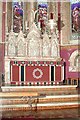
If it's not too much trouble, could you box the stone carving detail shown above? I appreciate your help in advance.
[8,42,16,56]
[27,23,41,57]
[8,30,16,56]
[28,38,40,57]
[8,30,16,43]
[8,31,16,56]
[6,22,60,59]
[27,23,40,38]
[17,31,26,56]
[17,39,25,56]
[51,33,60,58]
[42,32,50,57]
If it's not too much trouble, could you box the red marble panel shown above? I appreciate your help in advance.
[26,66,49,82]
[12,65,19,81]
[55,66,61,82]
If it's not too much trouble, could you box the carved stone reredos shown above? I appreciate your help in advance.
[17,30,25,43]
[51,33,59,45]
[27,22,40,40]
[43,32,50,45]
[8,30,16,43]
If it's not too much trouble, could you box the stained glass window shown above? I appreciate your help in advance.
[12,0,23,33]
[71,0,80,39]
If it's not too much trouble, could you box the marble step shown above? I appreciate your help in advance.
[0,85,79,111]
[0,94,79,105]
[0,102,79,111]
[0,92,38,98]
[1,85,77,92]
[0,90,78,97]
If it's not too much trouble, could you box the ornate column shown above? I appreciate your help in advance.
[24,2,28,30]
[7,2,12,32]
[0,2,2,43]
[25,1,37,29]
[61,2,70,44]
[2,1,6,83]
[0,1,3,84]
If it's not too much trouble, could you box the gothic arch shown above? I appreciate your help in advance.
[69,50,79,66]
[7,30,16,56]
[42,32,50,57]
[27,23,40,39]
[27,23,41,57]
[17,39,26,57]
[17,31,24,43]
[28,38,40,57]
[8,42,16,56]
[8,30,16,43]
[17,31,26,56]
[69,50,80,71]
[51,33,60,58]
[74,55,80,67]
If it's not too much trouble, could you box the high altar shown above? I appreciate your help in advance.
[0,0,79,86]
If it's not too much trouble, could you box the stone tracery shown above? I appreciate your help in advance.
[42,32,50,57]
[17,31,25,56]
[5,1,61,60]
[6,20,60,59]
[8,30,16,56]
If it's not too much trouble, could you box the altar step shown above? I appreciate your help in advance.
[0,102,79,111]
[1,85,78,96]
[1,85,77,92]
[0,95,79,111]
[0,95,79,105]
[0,85,79,111]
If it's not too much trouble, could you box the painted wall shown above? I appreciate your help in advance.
[61,47,79,79]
